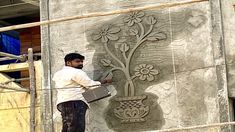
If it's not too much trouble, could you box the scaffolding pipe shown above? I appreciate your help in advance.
[0,52,26,61]
[0,84,29,92]
[3,77,30,84]
[0,57,16,61]
[0,53,41,62]
[0,0,208,33]
[28,48,36,132]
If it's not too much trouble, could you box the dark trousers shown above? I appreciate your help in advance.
[57,100,88,132]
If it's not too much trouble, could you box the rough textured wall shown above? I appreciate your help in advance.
[222,0,235,97]
[40,0,232,131]
[220,0,235,130]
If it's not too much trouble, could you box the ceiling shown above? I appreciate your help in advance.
[0,0,39,26]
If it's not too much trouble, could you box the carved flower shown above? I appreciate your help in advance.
[93,26,120,42]
[123,12,145,26]
[134,64,159,81]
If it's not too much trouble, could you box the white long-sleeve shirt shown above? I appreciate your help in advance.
[52,66,101,105]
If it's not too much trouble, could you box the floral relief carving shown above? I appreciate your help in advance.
[93,26,121,42]
[123,12,145,26]
[134,64,159,81]
[92,11,167,123]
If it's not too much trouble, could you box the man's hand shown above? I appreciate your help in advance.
[100,72,113,84]
[100,79,112,84]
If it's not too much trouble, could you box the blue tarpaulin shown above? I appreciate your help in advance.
[0,32,20,64]
[0,32,21,78]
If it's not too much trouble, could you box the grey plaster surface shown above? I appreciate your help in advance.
[40,0,232,131]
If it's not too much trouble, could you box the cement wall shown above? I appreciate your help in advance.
[40,0,233,131]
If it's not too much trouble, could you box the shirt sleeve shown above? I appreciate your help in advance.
[72,70,101,87]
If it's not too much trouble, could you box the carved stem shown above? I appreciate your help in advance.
[104,42,125,68]
[124,81,129,96]
[138,23,145,37]
[141,24,153,40]
[122,51,127,61]
[123,71,135,96]
[108,65,124,73]
[103,42,133,96]
[127,24,154,68]
[124,24,154,96]
[126,38,144,72]
[128,77,135,96]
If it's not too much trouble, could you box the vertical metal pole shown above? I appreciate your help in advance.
[28,48,36,132]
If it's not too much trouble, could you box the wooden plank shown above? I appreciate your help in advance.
[0,84,29,92]
[0,61,42,132]
[0,107,41,132]
[0,61,41,109]
[0,73,30,108]
[28,48,36,132]
[0,61,40,72]
[0,63,28,72]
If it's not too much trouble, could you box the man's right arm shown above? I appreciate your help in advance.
[72,70,101,87]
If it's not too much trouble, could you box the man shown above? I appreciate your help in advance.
[53,53,110,132]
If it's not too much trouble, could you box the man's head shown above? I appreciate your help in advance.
[64,53,85,69]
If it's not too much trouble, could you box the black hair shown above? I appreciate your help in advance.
[64,53,85,63]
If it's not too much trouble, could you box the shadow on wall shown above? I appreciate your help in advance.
[86,9,208,132]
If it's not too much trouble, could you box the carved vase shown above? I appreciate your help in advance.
[114,95,149,123]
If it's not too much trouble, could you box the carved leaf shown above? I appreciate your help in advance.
[146,16,157,25]
[100,59,111,67]
[120,43,130,52]
[129,28,139,36]
[146,32,167,41]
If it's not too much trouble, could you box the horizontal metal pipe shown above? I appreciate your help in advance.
[0,52,26,61]
[0,57,16,61]
[3,77,30,84]
[0,53,41,62]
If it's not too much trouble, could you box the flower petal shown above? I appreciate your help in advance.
[128,20,134,26]
[123,16,131,23]
[134,17,142,23]
[135,71,141,77]
[146,64,153,70]
[150,69,159,75]
[136,12,145,17]
[108,27,120,34]
[134,66,141,71]
[139,64,146,68]
[102,26,109,31]
[139,75,146,80]
[106,34,119,41]
[101,36,108,42]
[92,34,101,41]
[147,74,154,81]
